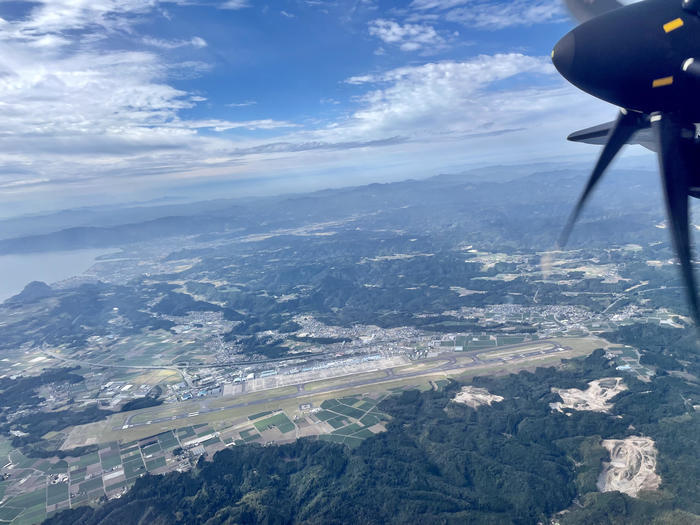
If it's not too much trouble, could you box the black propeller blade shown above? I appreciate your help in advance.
[652,113,700,324]
[558,110,647,248]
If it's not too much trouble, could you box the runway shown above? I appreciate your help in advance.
[117,340,567,431]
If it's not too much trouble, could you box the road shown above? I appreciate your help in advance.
[117,341,564,431]
[41,349,193,387]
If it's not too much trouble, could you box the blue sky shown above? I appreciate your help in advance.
[0,0,636,216]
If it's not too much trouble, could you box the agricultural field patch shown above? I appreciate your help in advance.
[146,457,167,471]
[327,417,348,429]
[253,413,295,434]
[100,454,122,470]
[142,443,161,456]
[46,483,69,506]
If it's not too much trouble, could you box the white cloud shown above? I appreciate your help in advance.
[409,0,565,29]
[189,119,298,131]
[280,10,296,18]
[410,0,469,9]
[226,100,257,107]
[0,45,196,151]
[0,0,282,195]
[143,36,208,49]
[220,0,251,10]
[446,0,565,29]
[190,36,207,48]
[368,19,445,52]
[334,54,557,138]
[0,0,610,210]
[6,0,156,36]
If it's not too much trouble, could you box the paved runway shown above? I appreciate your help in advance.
[117,340,564,431]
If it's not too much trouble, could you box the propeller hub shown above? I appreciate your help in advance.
[551,32,575,79]
[553,0,700,118]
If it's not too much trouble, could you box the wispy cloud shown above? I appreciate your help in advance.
[339,54,557,138]
[368,19,445,52]
[220,0,251,10]
[0,0,609,211]
[3,0,157,36]
[143,36,207,49]
[189,119,299,131]
[0,0,262,194]
[409,0,565,29]
[226,100,257,107]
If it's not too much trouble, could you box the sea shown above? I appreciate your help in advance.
[0,249,112,303]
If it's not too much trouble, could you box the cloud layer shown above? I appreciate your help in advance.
[0,0,611,213]
[409,0,565,29]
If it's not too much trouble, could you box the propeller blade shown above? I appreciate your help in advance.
[558,110,646,247]
[651,113,700,325]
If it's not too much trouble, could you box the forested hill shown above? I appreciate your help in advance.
[44,330,700,525]
[0,167,664,255]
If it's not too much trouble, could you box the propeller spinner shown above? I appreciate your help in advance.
[552,0,700,324]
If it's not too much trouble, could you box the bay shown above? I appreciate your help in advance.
[0,249,112,302]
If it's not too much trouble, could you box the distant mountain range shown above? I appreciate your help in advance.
[0,166,665,255]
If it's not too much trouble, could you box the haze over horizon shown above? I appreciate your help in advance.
[0,0,648,217]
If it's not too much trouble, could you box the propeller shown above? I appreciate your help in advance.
[557,108,700,325]
[652,113,700,323]
[553,0,700,325]
[558,109,648,248]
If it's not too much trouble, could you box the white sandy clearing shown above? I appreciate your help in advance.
[597,436,661,497]
[452,386,504,409]
[550,377,627,414]
[449,287,486,297]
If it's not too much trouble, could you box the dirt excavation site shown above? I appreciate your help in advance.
[452,378,661,499]
[549,377,627,413]
[546,377,661,498]
[451,386,504,408]
[597,437,662,497]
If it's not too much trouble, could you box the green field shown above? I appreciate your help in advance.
[157,431,179,449]
[9,450,34,469]
[332,423,362,435]
[100,453,122,470]
[47,483,69,506]
[123,457,146,479]
[0,437,14,464]
[359,414,381,426]
[3,488,45,511]
[327,416,348,429]
[314,410,337,421]
[146,457,167,471]
[248,410,273,420]
[0,506,24,521]
[496,336,527,345]
[329,404,364,419]
[79,477,103,494]
[106,480,130,492]
[253,413,295,434]
[70,468,86,483]
[46,461,68,475]
[120,445,139,454]
[177,427,196,439]
[356,401,376,411]
[12,505,47,525]
[142,443,161,456]
[76,452,100,468]
[202,436,221,447]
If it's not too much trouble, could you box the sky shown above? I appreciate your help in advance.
[0,0,643,216]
